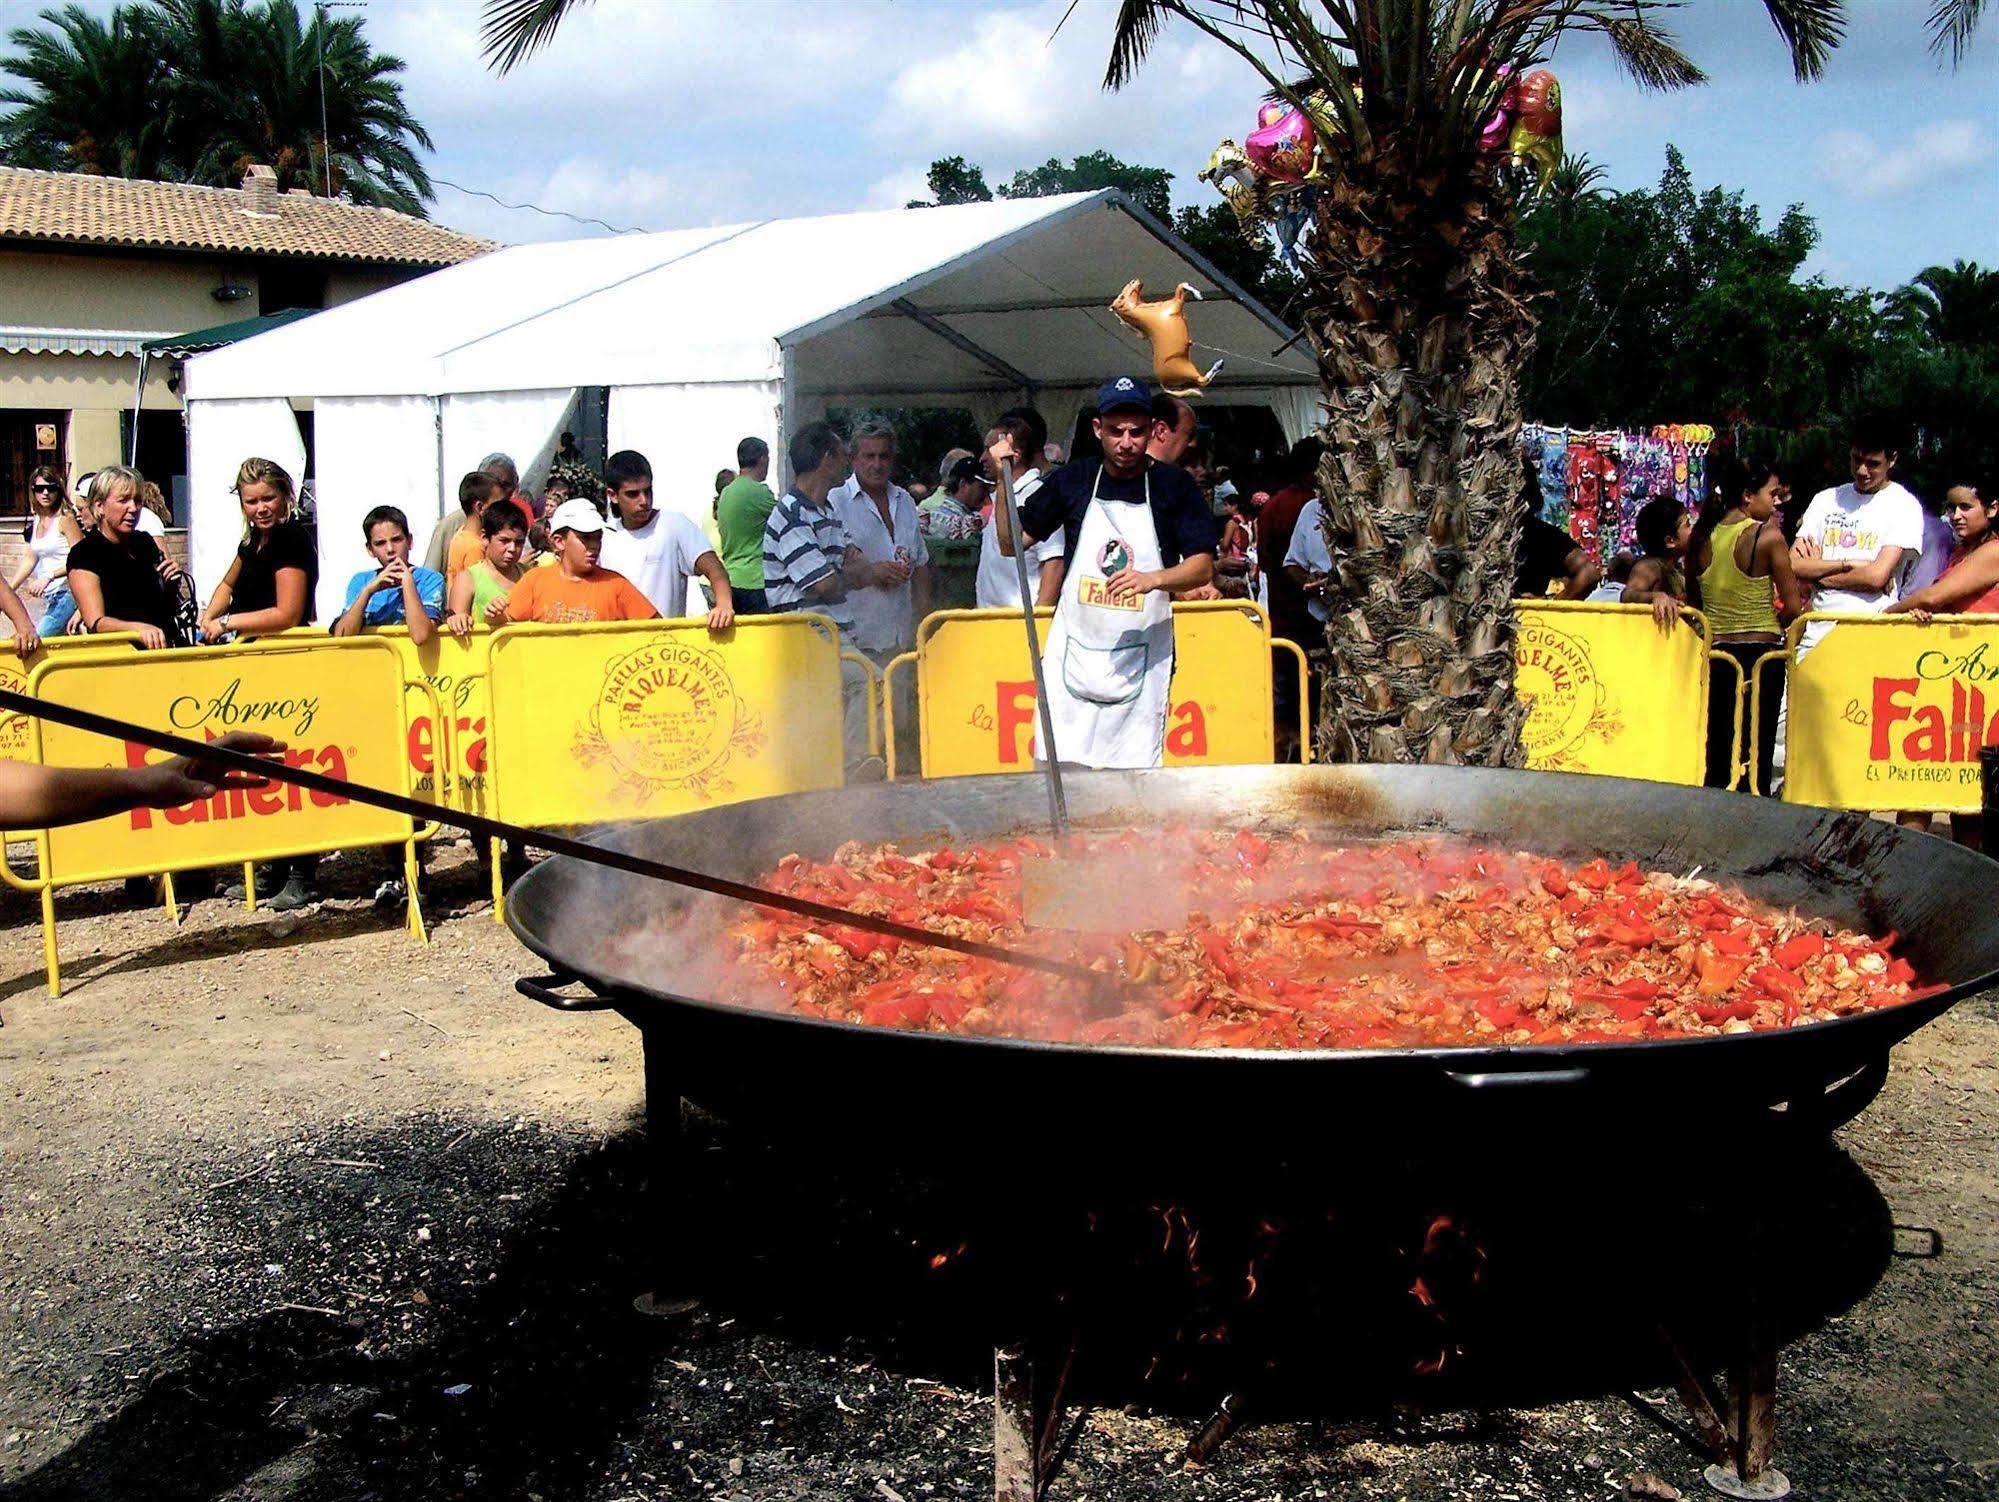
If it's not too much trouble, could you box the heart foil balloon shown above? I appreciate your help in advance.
[1245,102,1318,184]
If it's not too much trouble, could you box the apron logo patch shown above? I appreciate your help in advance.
[1097,538,1132,575]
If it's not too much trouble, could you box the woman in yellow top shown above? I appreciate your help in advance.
[445,500,530,639]
[1690,457,1805,795]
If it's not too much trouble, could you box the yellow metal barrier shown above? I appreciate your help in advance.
[1745,648,1788,797]
[484,614,847,829]
[882,651,917,780]
[376,625,493,816]
[1,635,146,763]
[1513,600,1711,785]
[1270,636,1313,764]
[13,634,430,993]
[1706,651,1747,791]
[841,649,883,759]
[1777,612,1999,814]
[906,601,1282,778]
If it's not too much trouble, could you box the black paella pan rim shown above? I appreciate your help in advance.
[503,764,1999,1081]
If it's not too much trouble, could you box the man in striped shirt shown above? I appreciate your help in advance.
[763,421,858,630]
[763,421,887,774]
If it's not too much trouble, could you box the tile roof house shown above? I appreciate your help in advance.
[0,163,493,267]
[0,165,494,531]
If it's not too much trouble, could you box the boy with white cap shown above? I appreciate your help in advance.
[505,498,658,624]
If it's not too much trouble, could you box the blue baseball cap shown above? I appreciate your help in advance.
[1095,374,1153,416]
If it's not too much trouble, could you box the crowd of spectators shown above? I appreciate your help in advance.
[2,407,1993,903]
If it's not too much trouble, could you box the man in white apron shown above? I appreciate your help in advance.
[990,375,1219,769]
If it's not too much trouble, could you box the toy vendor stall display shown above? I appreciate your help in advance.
[1523,424,1716,568]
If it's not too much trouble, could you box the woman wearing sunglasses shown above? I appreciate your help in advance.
[8,466,82,639]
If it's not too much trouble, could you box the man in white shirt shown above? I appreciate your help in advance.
[597,448,734,631]
[1789,417,1927,824]
[828,421,928,661]
[1790,417,1925,654]
[976,410,1063,610]
[1282,496,1334,624]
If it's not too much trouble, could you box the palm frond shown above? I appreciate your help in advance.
[1103,0,1170,90]
[1927,0,1986,62]
[480,0,590,75]
[1755,0,1846,80]
[1585,8,1706,90]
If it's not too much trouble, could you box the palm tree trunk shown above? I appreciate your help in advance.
[1300,140,1536,767]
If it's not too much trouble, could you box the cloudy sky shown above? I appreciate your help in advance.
[375,0,1994,291]
[78,0,1999,290]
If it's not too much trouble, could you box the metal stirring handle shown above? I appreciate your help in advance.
[994,456,1068,838]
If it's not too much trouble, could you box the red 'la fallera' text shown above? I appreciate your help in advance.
[123,739,349,829]
[994,681,1209,761]
[1871,677,1998,763]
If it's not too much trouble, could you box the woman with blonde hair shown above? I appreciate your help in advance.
[197,458,318,644]
[199,459,323,908]
[64,466,186,649]
[9,464,83,636]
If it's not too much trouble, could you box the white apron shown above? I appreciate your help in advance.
[1033,468,1174,769]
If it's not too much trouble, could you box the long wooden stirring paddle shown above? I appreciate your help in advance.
[0,687,1100,985]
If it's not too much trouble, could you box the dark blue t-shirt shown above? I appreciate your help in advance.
[1017,458,1218,578]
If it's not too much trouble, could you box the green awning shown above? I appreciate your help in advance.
[140,307,317,359]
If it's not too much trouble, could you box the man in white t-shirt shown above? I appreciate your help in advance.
[829,421,928,660]
[1282,496,1334,623]
[597,448,734,631]
[976,415,1064,610]
[1790,418,1925,653]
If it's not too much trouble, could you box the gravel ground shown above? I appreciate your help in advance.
[1,842,1996,1501]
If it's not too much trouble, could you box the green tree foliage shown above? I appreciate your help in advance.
[1521,146,1872,429]
[1001,150,1172,220]
[1522,149,1998,497]
[906,155,992,209]
[0,4,171,179]
[1881,260,1999,350]
[0,0,433,215]
[1170,201,1300,316]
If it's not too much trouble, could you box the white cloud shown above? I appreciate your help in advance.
[375,0,887,124]
[872,0,1270,183]
[1815,119,1993,196]
[865,166,936,210]
[436,157,755,245]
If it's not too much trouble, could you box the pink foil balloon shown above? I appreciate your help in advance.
[1478,66,1516,153]
[1245,103,1317,184]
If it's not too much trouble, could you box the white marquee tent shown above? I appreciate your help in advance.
[181,189,1320,622]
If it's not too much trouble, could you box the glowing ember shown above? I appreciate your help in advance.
[722,830,1934,1051]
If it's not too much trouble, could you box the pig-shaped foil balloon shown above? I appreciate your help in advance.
[1245,99,1318,184]
[1505,68,1563,188]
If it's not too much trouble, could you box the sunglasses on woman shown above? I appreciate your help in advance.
[31,483,58,493]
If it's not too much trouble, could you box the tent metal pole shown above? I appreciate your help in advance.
[889,299,1035,390]
[433,396,445,534]
[864,292,1239,318]
[129,351,149,466]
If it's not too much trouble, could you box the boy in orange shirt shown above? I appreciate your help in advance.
[445,471,502,582]
[505,498,658,623]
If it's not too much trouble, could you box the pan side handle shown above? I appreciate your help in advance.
[516,973,618,1013]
